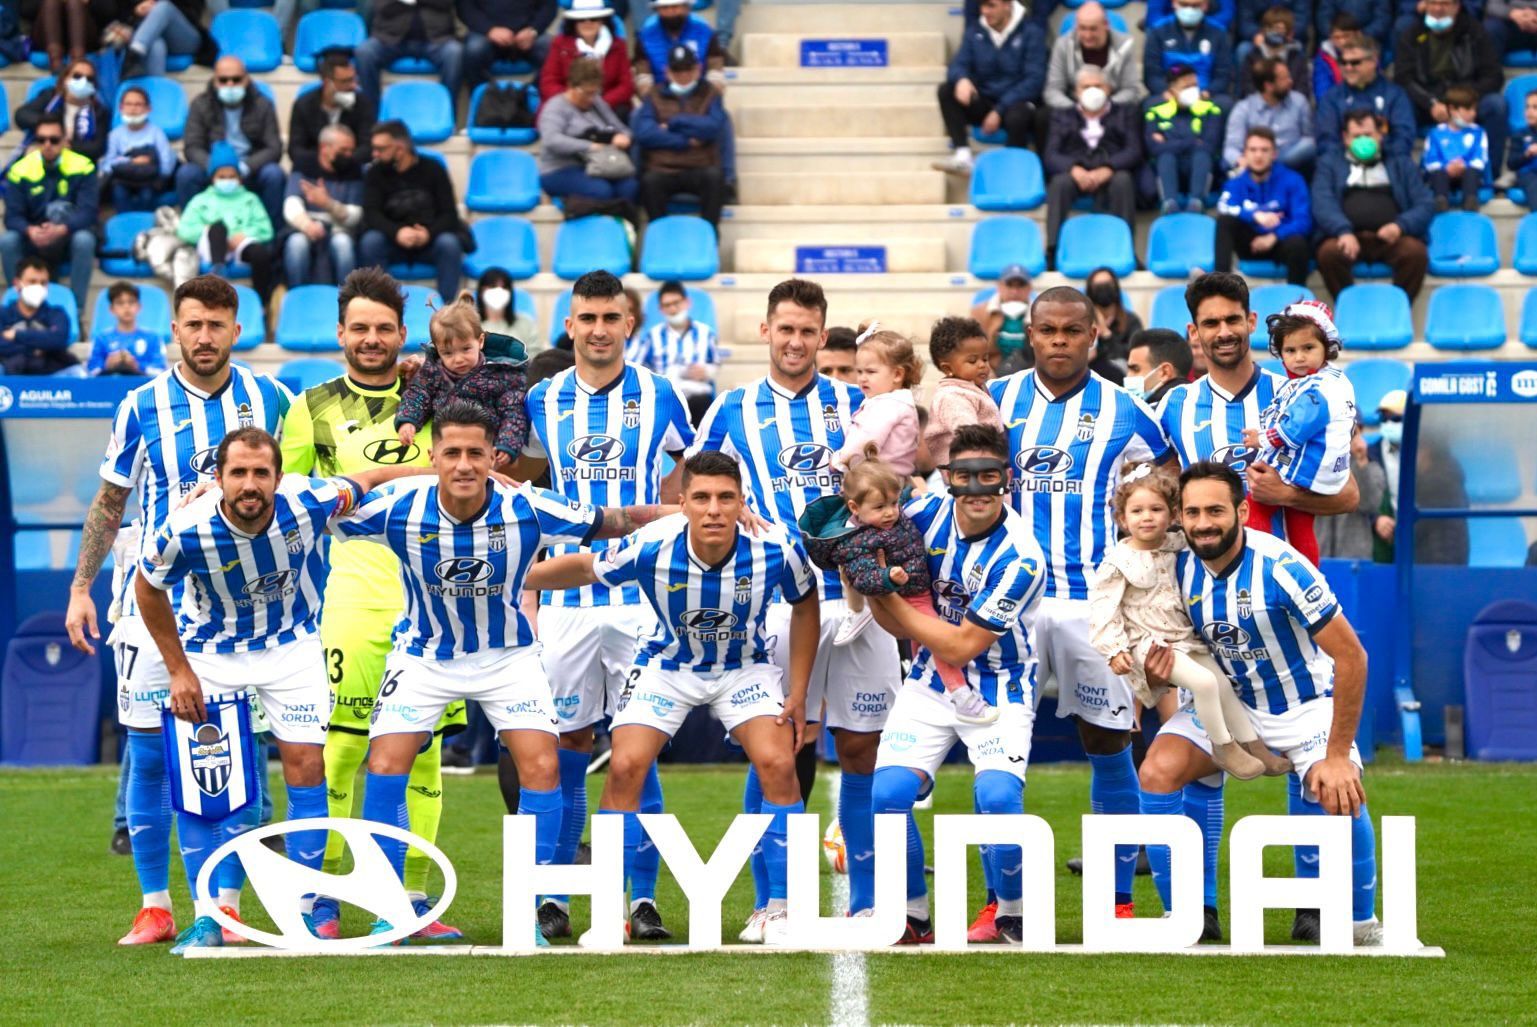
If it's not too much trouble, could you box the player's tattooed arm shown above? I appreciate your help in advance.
[66,481,132,654]
[524,552,599,591]
[592,503,679,539]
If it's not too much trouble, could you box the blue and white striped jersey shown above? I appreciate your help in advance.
[989,370,1171,600]
[334,477,601,659]
[140,476,360,654]
[1176,528,1340,715]
[592,514,816,674]
[1256,364,1356,495]
[99,366,294,615]
[902,493,1046,707]
[690,375,863,600]
[1158,366,1285,476]
[631,321,720,380]
[524,363,694,608]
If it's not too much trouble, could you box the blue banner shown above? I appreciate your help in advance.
[164,693,258,819]
[0,376,144,419]
[794,246,888,274]
[1412,362,1537,404]
[799,39,889,68]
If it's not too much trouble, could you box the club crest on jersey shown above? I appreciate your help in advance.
[284,529,303,555]
[734,575,753,605]
[822,403,840,434]
[623,399,642,430]
[237,402,254,428]
[189,723,233,797]
[488,524,507,553]
[1236,588,1253,620]
[1075,413,1096,442]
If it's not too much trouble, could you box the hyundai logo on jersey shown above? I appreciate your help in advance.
[1015,446,1075,476]
[434,557,495,584]
[777,443,833,473]
[568,434,627,463]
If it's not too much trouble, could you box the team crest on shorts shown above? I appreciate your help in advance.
[822,404,841,434]
[734,575,752,605]
[488,524,507,553]
[622,399,642,430]
[1236,588,1253,620]
[1075,413,1096,442]
[237,402,255,427]
[284,528,303,554]
[189,723,234,797]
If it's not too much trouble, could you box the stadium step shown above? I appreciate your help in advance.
[739,31,949,68]
[733,102,939,138]
[733,2,961,38]
[733,237,948,273]
[735,170,947,205]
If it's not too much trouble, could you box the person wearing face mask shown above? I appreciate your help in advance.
[102,85,177,213]
[1145,0,1236,111]
[1312,108,1434,300]
[1084,267,1141,377]
[1393,0,1508,184]
[177,141,278,309]
[0,257,77,375]
[460,0,558,92]
[541,0,636,113]
[1043,67,1141,269]
[1224,57,1315,173]
[476,266,544,352]
[14,58,111,163]
[2,111,99,319]
[177,57,287,228]
[1369,389,1404,562]
[970,263,1034,373]
[1147,0,1235,32]
[1044,2,1146,113]
[1145,64,1224,214]
[633,45,728,227]
[635,0,726,99]
[931,0,1048,173]
[1123,328,1193,407]
[282,124,365,287]
[1422,85,1490,209]
[288,51,378,180]
[632,280,719,424]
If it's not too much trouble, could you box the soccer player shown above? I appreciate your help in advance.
[526,450,819,944]
[65,275,292,947]
[865,425,1047,944]
[136,428,420,951]
[279,267,465,941]
[691,278,901,935]
[332,399,675,943]
[516,269,695,941]
[989,286,1174,924]
[1142,461,1381,946]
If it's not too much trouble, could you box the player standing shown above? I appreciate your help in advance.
[65,276,291,947]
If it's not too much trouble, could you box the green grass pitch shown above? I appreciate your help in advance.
[3,758,1532,1025]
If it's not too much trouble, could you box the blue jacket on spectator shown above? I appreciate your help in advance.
[946,6,1048,109]
[632,90,728,153]
[1311,147,1436,239]
[1316,77,1417,157]
[0,299,72,361]
[1217,162,1313,239]
[1506,127,1537,174]
[636,14,716,82]
[1315,0,1393,43]
[1423,122,1489,171]
[3,148,100,235]
[1145,20,1235,101]
[1146,0,1236,31]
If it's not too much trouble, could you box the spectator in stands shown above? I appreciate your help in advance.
[636,280,719,423]
[1043,66,1141,269]
[87,280,167,376]
[1235,5,1309,97]
[1043,1,1145,113]
[1122,327,1192,406]
[817,327,858,382]
[1312,14,1362,100]
[359,120,468,305]
[1423,85,1490,209]
[1317,425,1389,559]
[1394,0,1508,186]
[1085,265,1138,379]
[14,58,110,163]
[0,257,78,374]
[122,0,210,78]
[1318,0,1395,50]
[282,124,364,287]
[633,45,727,227]
[22,0,115,73]
[1145,0,1235,111]
[1224,57,1315,172]
[1371,388,1405,561]
[1146,64,1222,213]
[623,284,646,350]
[1317,35,1417,157]
[475,267,543,352]
[1148,0,1235,31]
[1506,88,1537,208]
[355,0,465,104]
[540,0,635,113]
[461,0,556,90]
[178,140,277,307]
[288,51,377,180]
[177,57,287,228]
[1312,108,1434,300]
[635,0,726,98]
[931,0,1046,173]
[1,113,96,317]
[102,85,176,213]
[1482,0,1537,59]
[1215,126,1313,285]
[536,58,639,208]
[970,262,1032,372]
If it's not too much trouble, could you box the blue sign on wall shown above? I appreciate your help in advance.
[799,39,889,68]
[0,377,140,419]
[794,246,888,274]
[1413,361,1537,403]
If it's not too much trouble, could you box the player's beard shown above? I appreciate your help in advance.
[1188,518,1242,560]
[185,345,230,378]
[1204,331,1249,371]
[230,490,272,525]
[344,341,397,376]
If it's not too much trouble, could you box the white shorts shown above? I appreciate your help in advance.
[113,615,173,730]
[1036,596,1137,732]
[767,598,898,732]
[875,683,1035,786]
[538,603,657,732]
[184,636,332,745]
[611,663,786,737]
[1160,694,1363,803]
[371,645,560,739]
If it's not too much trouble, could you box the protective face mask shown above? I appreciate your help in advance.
[332,90,357,110]
[1263,30,1287,47]
[1424,13,1454,30]
[214,177,241,195]
[1122,375,1145,399]
[1379,421,1403,445]
[999,300,1028,320]
[1174,5,1204,27]
[1079,86,1108,112]
[1177,85,1202,109]
[668,79,698,96]
[659,14,687,31]
[19,284,49,309]
[666,311,692,329]
[1349,134,1381,163]
[1452,115,1473,129]
[217,84,246,106]
[66,76,95,100]
[122,112,149,128]
[1086,281,1118,307]
[481,286,511,312]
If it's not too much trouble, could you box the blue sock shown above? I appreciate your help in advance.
[1351,804,1378,922]
[608,808,641,902]
[761,799,804,902]
[284,783,329,872]
[216,799,261,895]
[1088,748,1140,905]
[361,772,411,882]
[974,791,997,904]
[518,786,562,867]
[872,767,926,906]
[176,810,220,912]
[114,742,130,831]
[839,771,875,914]
[1288,772,1320,880]
[1140,788,1184,912]
[629,763,664,901]
[1183,780,1224,910]
[743,766,770,909]
[551,749,591,903]
[125,731,171,899]
[975,772,1024,907]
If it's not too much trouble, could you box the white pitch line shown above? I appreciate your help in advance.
[825,770,869,1027]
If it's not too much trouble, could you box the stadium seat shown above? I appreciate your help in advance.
[968,216,1046,279]
[233,286,265,349]
[1426,212,1499,277]
[24,77,54,104]
[293,10,366,72]
[971,125,1007,145]
[1056,214,1135,278]
[1254,357,1285,376]
[467,83,541,146]
[211,9,283,71]
[91,284,172,342]
[1148,284,1189,332]
[99,212,158,277]
[640,216,719,281]
[1521,289,1537,348]
[1426,284,1506,350]
[1513,214,1537,275]
[554,217,632,279]
[1058,9,1129,32]
[549,289,572,341]
[280,357,345,389]
[401,285,439,352]
[380,82,456,144]
[463,217,540,280]
[1450,438,1523,504]
[1467,518,1530,567]
[969,149,1046,211]
[115,76,189,142]
[1146,213,1216,279]
[0,84,7,133]
[1345,358,1412,425]
[1334,284,1413,350]
[0,612,101,765]
[1250,283,1312,326]
[465,150,541,212]
[277,285,341,352]
[3,284,78,340]
[1507,74,1537,134]
[390,54,437,74]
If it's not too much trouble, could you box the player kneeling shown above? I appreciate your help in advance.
[527,451,820,945]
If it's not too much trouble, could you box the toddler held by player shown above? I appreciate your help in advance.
[923,316,1004,468]
[1089,465,1291,779]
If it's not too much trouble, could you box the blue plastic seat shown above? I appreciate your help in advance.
[640,216,719,281]
[115,76,189,142]
[0,84,7,133]
[1056,214,1135,278]
[0,612,103,765]
[25,77,55,104]
[233,285,265,349]
[401,285,439,352]
[1148,284,1189,332]
[465,150,541,212]
[967,216,1046,279]
[1352,261,1393,279]
[1450,437,1523,504]
[1250,283,1313,326]
[1334,284,1413,350]
[293,10,366,72]
[211,10,283,72]
[1507,75,1537,134]
[1521,288,1537,347]
[969,148,1046,211]
[277,285,341,352]
[971,126,1007,145]
[280,357,345,390]
[2,284,78,340]
[390,54,438,74]
[1344,358,1412,426]
[1058,9,1129,32]
[1513,213,1537,275]
[99,212,157,277]
[380,81,455,144]
[1427,211,1499,277]
[91,284,172,343]
[1426,284,1506,350]
[554,217,632,279]
[464,217,540,279]
[549,289,572,341]
[1146,213,1216,279]
[1467,518,1530,567]
[467,83,541,146]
